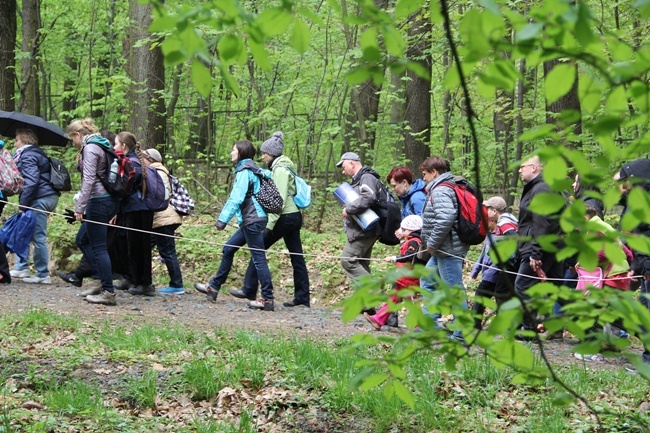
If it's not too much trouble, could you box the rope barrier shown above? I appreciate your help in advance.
[0,198,643,284]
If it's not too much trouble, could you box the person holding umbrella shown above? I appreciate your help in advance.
[10,129,60,284]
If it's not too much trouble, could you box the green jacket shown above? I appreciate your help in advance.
[268,154,299,230]
[586,215,630,277]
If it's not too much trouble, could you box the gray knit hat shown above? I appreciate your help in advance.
[260,131,284,157]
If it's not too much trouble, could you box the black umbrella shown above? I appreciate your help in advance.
[0,110,70,146]
[619,159,650,180]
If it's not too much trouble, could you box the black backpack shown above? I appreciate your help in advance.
[24,147,72,192]
[235,164,284,214]
[88,144,136,197]
[372,178,402,246]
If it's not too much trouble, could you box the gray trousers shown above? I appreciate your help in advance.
[340,236,379,281]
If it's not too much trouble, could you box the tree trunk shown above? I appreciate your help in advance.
[403,13,432,176]
[18,0,41,116]
[543,59,582,140]
[441,47,454,161]
[0,0,16,111]
[507,58,527,207]
[126,0,166,147]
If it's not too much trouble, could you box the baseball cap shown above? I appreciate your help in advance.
[483,196,507,212]
[336,151,361,167]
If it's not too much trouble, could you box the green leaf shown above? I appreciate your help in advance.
[388,363,406,380]
[574,2,594,47]
[395,0,425,18]
[381,24,405,58]
[490,238,518,265]
[346,66,372,85]
[545,63,576,105]
[148,15,178,33]
[248,39,271,70]
[478,0,501,16]
[552,392,575,406]
[219,65,240,97]
[291,18,310,53]
[443,65,459,90]
[512,343,534,370]
[528,193,567,215]
[488,309,521,335]
[542,157,569,189]
[516,22,543,42]
[393,380,415,409]
[606,86,628,114]
[217,34,242,63]
[190,59,212,97]
[578,73,603,115]
[359,374,388,391]
[633,0,650,18]
[405,61,430,80]
[518,124,556,142]
[257,8,292,37]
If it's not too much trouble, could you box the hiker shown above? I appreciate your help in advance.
[194,140,275,311]
[10,128,60,284]
[386,166,427,219]
[419,156,470,343]
[364,215,426,330]
[515,155,564,338]
[0,140,10,283]
[614,159,650,367]
[142,148,184,295]
[337,152,382,283]
[67,118,119,305]
[470,195,520,330]
[231,132,310,308]
[112,132,155,297]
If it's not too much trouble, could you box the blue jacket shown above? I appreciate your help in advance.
[216,159,267,228]
[471,236,499,283]
[399,179,427,218]
[120,152,149,213]
[17,146,58,208]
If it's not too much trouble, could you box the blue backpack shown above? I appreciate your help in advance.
[140,165,170,212]
[282,166,312,209]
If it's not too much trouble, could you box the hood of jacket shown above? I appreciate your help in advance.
[402,179,426,200]
[84,134,111,150]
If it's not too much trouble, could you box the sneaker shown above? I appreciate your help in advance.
[10,269,31,278]
[363,312,382,330]
[23,275,52,284]
[79,284,102,297]
[386,312,399,328]
[56,271,82,287]
[248,299,274,311]
[159,286,185,295]
[574,353,604,362]
[230,288,255,300]
[128,285,156,296]
[283,300,309,308]
[85,291,117,306]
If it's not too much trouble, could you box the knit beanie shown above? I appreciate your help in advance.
[400,215,423,232]
[260,131,284,157]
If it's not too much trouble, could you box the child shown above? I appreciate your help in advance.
[470,213,509,330]
[364,215,426,330]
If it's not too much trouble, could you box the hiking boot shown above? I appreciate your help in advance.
[230,288,256,300]
[24,275,52,284]
[194,282,208,294]
[363,312,382,331]
[56,271,82,287]
[386,312,398,328]
[10,269,31,278]
[248,299,274,311]
[115,278,135,291]
[85,290,117,306]
[283,300,309,308]
[128,285,156,296]
[159,286,185,295]
[80,282,102,297]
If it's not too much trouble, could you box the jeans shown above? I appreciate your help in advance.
[76,195,119,292]
[153,224,183,288]
[514,254,563,330]
[340,235,379,281]
[242,212,310,305]
[15,194,59,277]
[420,253,467,336]
[210,220,274,300]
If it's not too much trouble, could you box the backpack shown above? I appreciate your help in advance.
[235,164,284,214]
[281,166,312,209]
[47,157,72,192]
[168,174,195,216]
[95,146,136,197]
[432,178,489,246]
[24,147,71,192]
[141,165,170,212]
[371,179,402,246]
[0,149,24,196]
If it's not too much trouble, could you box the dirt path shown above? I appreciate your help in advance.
[0,277,642,371]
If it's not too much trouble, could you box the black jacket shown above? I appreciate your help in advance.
[517,174,563,261]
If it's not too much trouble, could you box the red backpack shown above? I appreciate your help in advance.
[433,179,489,245]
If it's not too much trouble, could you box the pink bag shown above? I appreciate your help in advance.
[576,266,604,291]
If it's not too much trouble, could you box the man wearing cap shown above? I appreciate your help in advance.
[336,151,383,281]
[614,159,650,366]
[231,131,311,308]
[515,155,564,337]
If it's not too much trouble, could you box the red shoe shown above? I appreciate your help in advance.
[364,312,382,330]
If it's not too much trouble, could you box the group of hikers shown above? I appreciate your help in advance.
[0,123,649,367]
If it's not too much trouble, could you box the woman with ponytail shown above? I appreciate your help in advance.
[67,118,119,305]
[113,132,155,296]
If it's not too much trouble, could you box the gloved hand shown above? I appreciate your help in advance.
[63,209,77,224]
